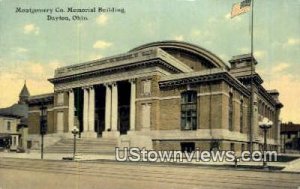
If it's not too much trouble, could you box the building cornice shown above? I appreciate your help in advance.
[49,47,193,84]
[159,69,251,97]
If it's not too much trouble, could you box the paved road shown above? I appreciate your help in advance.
[0,158,299,189]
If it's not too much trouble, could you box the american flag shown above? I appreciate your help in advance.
[231,0,251,18]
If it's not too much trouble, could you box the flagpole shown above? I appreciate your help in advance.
[250,0,254,154]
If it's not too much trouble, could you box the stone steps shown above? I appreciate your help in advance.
[44,138,117,155]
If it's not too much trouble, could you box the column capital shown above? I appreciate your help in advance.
[104,82,112,87]
[67,88,74,93]
[129,78,137,84]
[82,85,94,90]
[55,89,68,94]
[82,86,89,90]
[111,81,117,86]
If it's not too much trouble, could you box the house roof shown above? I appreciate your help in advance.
[0,103,28,119]
[19,83,30,98]
[281,122,300,132]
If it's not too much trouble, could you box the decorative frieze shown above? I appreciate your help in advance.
[49,47,192,84]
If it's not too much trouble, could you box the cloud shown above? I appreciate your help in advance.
[271,63,290,73]
[96,14,108,25]
[23,24,40,35]
[254,50,266,59]
[285,38,300,46]
[238,49,266,59]
[174,35,184,41]
[225,13,241,22]
[15,47,28,53]
[225,13,231,19]
[93,40,112,49]
[0,60,64,108]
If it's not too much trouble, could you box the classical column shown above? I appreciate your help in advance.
[68,89,75,132]
[88,86,95,132]
[111,82,118,131]
[105,84,112,131]
[129,79,136,131]
[83,87,89,133]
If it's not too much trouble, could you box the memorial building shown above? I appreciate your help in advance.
[26,41,283,152]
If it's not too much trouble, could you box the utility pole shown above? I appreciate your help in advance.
[40,103,47,159]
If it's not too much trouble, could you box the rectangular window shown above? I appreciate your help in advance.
[241,144,245,152]
[7,121,11,131]
[240,100,243,133]
[181,91,197,130]
[230,143,235,151]
[181,142,195,153]
[13,136,16,146]
[228,92,233,131]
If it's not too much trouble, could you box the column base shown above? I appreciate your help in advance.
[81,131,98,138]
[102,131,120,138]
[126,130,137,136]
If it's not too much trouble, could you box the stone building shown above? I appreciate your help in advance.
[281,122,300,153]
[27,41,283,152]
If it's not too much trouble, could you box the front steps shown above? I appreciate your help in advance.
[44,138,117,155]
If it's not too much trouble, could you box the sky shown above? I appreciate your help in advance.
[0,0,299,123]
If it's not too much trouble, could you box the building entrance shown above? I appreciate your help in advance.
[117,81,131,135]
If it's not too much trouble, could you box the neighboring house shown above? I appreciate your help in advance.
[26,41,283,152]
[0,83,29,151]
[0,114,21,150]
[281,122,300,153]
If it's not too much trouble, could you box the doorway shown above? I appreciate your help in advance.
[117,81,131,135]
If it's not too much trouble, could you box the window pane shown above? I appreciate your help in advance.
[192,111,197,117]
[181,91,197,130]
[192,117,197,130]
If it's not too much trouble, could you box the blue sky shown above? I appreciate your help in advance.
[0,0,299,122]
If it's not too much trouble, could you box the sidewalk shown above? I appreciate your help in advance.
[0,151,115,161]
[282,157,300,172]
[2,151,299,172]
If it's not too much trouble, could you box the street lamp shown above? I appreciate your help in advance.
[259,117,273,170]
[71,127,79,160]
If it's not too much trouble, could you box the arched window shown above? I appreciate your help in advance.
[181,91,197,130]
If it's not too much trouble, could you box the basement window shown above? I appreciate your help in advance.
[181,142,195,153]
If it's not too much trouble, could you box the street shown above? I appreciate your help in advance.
[0,158,300,189]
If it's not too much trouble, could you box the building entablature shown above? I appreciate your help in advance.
[27,93,54,106]
[256,84,281,109]
[235,73,263,85]
[159,68,250,97]
[52,66,168,92]
[49,47,193,84]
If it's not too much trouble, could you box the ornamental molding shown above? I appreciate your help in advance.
[53,67,168,91]
[159,70,251,97]
[49,47,192,84]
